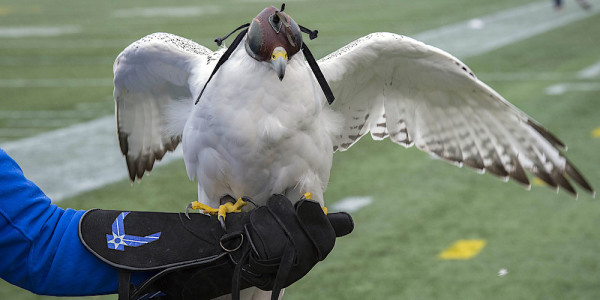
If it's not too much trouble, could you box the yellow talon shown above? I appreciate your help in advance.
[218,203,227,220]
[185,198,248,230]
[189,201,219,215]
[189,198,247,218]
[232,198,248,211]
[322,206,328,215]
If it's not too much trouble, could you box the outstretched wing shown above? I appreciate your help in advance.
[319,32,593,196]
[114,32,221,181]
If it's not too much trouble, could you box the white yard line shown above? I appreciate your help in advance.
[545,82,600,95]
[330,196,373,213]
[0,26,80,38]
[545,59,600,94]
[413,0,599,58]
[577,60,600,79]
[1,116,183,201]
[2,0,598,202]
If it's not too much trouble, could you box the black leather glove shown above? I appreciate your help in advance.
[234,194,354,299]
[79,194,353,300]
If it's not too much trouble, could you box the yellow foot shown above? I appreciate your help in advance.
[185,198,247,229]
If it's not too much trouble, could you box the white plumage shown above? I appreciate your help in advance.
[114,32,593,212]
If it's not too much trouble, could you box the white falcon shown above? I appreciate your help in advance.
[114,7,594,219]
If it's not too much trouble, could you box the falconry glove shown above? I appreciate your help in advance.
[78,194,353,300]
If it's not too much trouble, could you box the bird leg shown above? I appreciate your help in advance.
[185,197,248,230]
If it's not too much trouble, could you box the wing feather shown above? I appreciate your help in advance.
[320,32,594,196]
[113,32,219,181]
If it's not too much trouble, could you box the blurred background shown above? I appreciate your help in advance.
[1,0,599,299]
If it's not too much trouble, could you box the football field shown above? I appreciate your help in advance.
[1,0,599,299]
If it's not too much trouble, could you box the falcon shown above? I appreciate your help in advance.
[113,5,594,297]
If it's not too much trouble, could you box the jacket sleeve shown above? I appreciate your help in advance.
[0,148,148,296]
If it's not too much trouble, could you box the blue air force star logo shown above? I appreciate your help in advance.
[106,212,161,251]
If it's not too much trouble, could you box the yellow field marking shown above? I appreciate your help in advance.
[591,127,600,138]
[438,239,486,260]
[532,177,547,187]
[0,7,13,16]
[0,6,40,16]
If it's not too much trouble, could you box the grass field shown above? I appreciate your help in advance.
[1,0,600,299]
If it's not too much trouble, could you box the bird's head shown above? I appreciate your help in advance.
[195,4,334,105]
[244,5,303,81]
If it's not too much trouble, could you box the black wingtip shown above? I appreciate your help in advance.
[565,162,595,195]
[534,166,558,189]
[551,171,577,196]
[508,157,530,187]
[125,156,137,182]
[527,119,566,149]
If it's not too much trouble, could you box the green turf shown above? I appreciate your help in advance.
[2,0,600,299]
[0,0,531,141]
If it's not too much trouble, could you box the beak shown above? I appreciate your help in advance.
[271,47,288,81]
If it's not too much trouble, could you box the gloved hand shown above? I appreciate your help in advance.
[79,194,353,300]
[234,194,354,299]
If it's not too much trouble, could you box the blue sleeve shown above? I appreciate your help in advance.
[0,148,147,296]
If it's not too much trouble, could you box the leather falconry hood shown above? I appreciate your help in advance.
[245,6,303,62]
[195,4,335,105]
